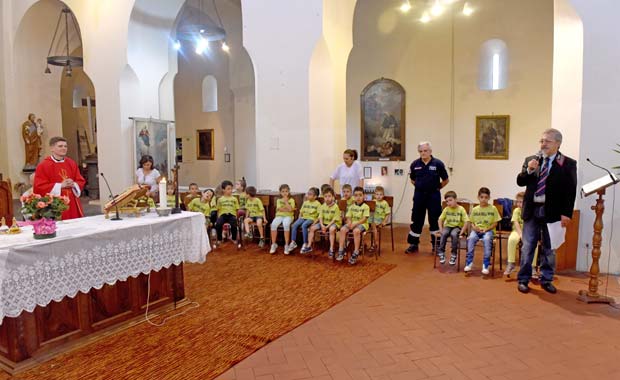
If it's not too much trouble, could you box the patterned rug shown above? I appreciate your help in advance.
[3,245,395,380]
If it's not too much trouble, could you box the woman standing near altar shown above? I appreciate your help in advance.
[329,149,364,195]
[136,155,161,198]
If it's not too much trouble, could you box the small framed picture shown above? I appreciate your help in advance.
[381,166,388,176]
[197,129,214,160]
[364,167,372,179]
[224,153,231,163]
[475,115,510,160]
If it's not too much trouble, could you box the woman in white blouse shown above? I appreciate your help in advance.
[329,149,364,194]
[135,155,161,198]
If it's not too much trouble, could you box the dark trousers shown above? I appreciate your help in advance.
[517,205,555,285]
[209,210,218,225]
[215,213,238,241]
[408,191,442,245]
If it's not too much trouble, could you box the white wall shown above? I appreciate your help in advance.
[242,0,322,192]
[346,0,554,224]
[569,0,620,274]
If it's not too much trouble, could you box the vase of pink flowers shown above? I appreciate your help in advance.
[20,193,70,239]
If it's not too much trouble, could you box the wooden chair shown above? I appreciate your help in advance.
[493,200,512,272]
[373,196,395,256]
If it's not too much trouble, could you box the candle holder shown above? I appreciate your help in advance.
[171,161,182,214]
[156,207,172,217]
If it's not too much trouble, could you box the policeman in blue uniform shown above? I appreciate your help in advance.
[406,142,449,253]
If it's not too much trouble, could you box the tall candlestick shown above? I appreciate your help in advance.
[159,178,167,208]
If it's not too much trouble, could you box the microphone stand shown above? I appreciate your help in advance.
[171,161,182,214]
[100,172,122,221]
[586,158,619,184]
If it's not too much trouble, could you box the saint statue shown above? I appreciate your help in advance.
[22,113,42,172]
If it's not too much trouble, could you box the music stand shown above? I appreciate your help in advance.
[577,173,619,304]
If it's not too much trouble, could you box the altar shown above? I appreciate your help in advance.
[0,211,210,374]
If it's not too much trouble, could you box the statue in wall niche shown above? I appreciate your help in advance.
[22,113,42,172]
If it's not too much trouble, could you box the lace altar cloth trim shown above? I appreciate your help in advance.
[0,212,210,321]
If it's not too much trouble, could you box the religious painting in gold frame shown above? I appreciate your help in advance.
[360,78,406,161]
[196,129,214,160]
[475,115,510,160]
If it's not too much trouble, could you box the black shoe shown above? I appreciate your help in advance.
[541,283,557,294]
[517,283,530,294]
[405,244,418,254]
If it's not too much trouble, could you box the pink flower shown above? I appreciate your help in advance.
[36,201,47,209]
[20,195,26,202]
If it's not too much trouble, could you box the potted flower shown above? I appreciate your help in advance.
[20,193,70,239]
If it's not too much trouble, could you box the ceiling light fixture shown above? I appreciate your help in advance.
[420,12,431,23]
[221,41,229,52]
[44,7,83,77]
[430,0,445,16]
[195,37,208,54]
[399,1,412,13]
[462,2,474,16]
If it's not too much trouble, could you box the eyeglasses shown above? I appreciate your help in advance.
[539,139,556,144]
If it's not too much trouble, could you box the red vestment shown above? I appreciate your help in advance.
[34,156,86,220]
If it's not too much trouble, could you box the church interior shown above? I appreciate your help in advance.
[0,0,619,379]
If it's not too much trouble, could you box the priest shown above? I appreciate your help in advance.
[34,136,86,220]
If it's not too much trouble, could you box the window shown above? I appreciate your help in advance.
[72,85,87,108]
[202,75,217,112]
[478,39,508,91]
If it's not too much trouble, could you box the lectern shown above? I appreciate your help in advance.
[577,173,619,304]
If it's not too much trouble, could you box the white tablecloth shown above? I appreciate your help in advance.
[0,211,210,321]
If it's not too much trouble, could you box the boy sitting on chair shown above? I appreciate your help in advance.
[436,191,468,266]
[243,186,267,248]
[337,186,370,265]
[464,187,501,275]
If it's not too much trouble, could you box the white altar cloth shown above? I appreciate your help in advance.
[0,211,210,321]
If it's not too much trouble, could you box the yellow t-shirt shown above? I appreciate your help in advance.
[346,202,370,230]
[299,199,321,220]
[188,197,211,216]
[374,199,391,221]
[245,197,264,218]
[276,198,296,218]
[470,205,501,231]
[318,202,342,228]
[439,205,469,228]
[166,194,176,205]
[236,192,248,208]
[511,207,523,229]
[217,195,240,216]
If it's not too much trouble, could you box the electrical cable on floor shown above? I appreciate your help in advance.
[145,271,200,327]
[392,166,410,217]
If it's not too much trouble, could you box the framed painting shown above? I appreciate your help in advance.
[197,129,214,160]
[475,115,510,160]
[360,78,406,161]
[131,117,175,179]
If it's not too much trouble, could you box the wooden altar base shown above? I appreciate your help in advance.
[0,264,187,375]
[577,289,616,305]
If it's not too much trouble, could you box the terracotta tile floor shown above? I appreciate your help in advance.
[215,226,620,380]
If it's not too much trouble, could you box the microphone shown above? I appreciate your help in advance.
[100,173,122,221]
[586,158,619,184]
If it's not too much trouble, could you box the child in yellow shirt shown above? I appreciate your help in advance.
[289,187,320,253]
[243,186,267,248]
[337,186,370,265]
[269,184,296,254]
[436,191,468,266]
[370,186,391,252]
[214,180,240,246]
[305,187,341,256]
[504,192,538,276]
[464,187,501,275]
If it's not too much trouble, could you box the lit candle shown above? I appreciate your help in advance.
[159,177,167,208]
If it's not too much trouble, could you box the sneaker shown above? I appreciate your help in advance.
[300,246,312,254]
[504,262,516,276]
[336,250,345,262]
[244,232,252,239]
[481,264,490,275]
[284,244,291,255]
[439,254,446,265]
[449,255,457,266]
[348,251,359,265]
[531,268,540,280]
[269,243,278,254]
[328,249,334,259]
[464,262,473,272]
[405,244,419,254]
[258,238,265,248]
[288,241,298,252]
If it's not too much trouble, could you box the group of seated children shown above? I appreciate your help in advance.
[184,178,391,265]
[435,187,536,277]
